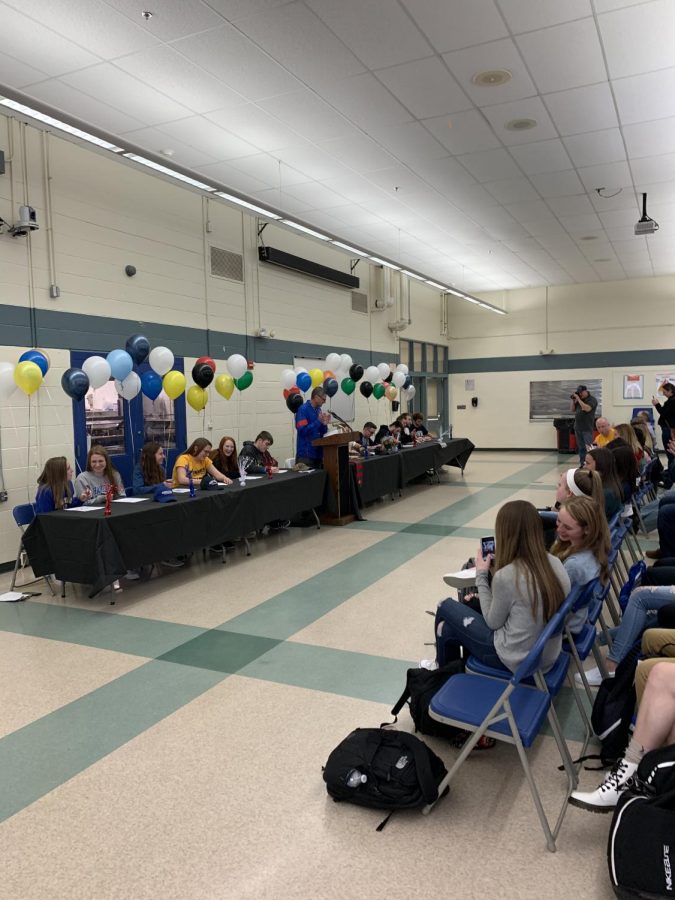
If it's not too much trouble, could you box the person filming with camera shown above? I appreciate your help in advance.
[570,384,598,465]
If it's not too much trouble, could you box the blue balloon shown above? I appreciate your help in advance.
[107,349,133,381]
[323,377,338,398]
[61,367,90,401]
[19,349,49,376]
[141,370,162,401]
[296,372,312,392]
[126,334,150,365]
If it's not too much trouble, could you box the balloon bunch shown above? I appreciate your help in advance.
[185,353,253,412]
[0,349,51,400]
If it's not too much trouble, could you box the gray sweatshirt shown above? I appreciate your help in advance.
[74,469,124,505]
[475,555,570,673]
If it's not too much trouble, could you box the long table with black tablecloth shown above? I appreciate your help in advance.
[351,437,474,507]
[23,470,329,596]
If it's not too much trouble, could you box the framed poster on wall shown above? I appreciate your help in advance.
[623,374,644,400]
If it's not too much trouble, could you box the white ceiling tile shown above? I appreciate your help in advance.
[61,64,192,125]
[0,4,100,76]
[563,128,626,168]
[597,207,641,228]
[171,25,301,101]
[115,46,245,115]
[594,0,653,12]
[375,57,471,119]
[481,97,558,145]
[631,154,675,186]
[372,122,448,165]
[457,148,523,182]
[21,79,146,134]
[528,169,586,198]
[423,110,501,155]
[203,0,294,22]
[122,126,220,167]
[195,160,271,194]
[415,156,477,191]
[318,133,397,174]
[624,119,675,159]
[272,145,353,182]
[639,182,675,203]
[649,202,675,223]
[256,89,352,142]
[365,166,430,195]
[401,0,508,53]
[509,139,573,175]
[576,160,632,192]
[228,153,310,186]
[543,82,618,136]
[505,199,558,223]
[589,186,637,212]
[250,188,315,215]
[307,0,432,69]
[559,212,603,233]
[442,38,538,106]
[283,182,352,209]
[205,104,304,152]
[109,0,226,41]
[605,225,644,241]
[320,73,411,131]
[599,0,675,79]
[499,0,592,33]
[157,116,260,159]
[483,178,540,204]
[614,68,675,126]
[319,175,390,205]
[516,19,606,94]
[546,195,594,217]
[0,50,50,87]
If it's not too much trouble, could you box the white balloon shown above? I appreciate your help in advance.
[149,346,174,377]
[392,371,406,388]
[227,353,248,379]
[377,362,391,380]
[281,368,296,389]
[82,355,111,390]
[340,354,353,371]
[396,363,409,375]
[325,352,341,371]
[115,371,141,400]
[0,361,17,400]
[406,385,416,400]
[364,365,380,384]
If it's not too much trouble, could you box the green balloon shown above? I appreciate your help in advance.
[235,371,253,391]
[373,383,385,400]
[341,377,355,396]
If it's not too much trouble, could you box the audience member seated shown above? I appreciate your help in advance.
[239,431,280,474]
[412,413,434,440]
[584,447,623,520]
[615,423,649,472]
[295,387,330,468]
[645,500,675,561]
[35,457,81,512]
[569,662,675,811]
[423,500,570,677]
[632,419,654,456]
[607,440,639,503]
[210,436,239,479]
[75,444,124,504]
[539,467,605,546]
[550,495,610,632]
[133,442,173,494]
[634,627,675,703]
[397,413,414,445]
[173,438,231,487]
[593,417,617,447]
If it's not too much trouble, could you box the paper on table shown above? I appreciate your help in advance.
[114,497,149,503]
[276,469,288,473]
[172,488,191,493]
[65,506,100,512]
[0,591,26,602]
[242,475,263,480]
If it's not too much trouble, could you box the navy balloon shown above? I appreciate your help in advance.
[349,363,364,383]
[126,334,150,365]
[323,377,338,398]
[19,349,49,376]
[359,380,373,399]
[403,375,413,390]
[141,370,162,401]
[384,371,393,383]
[286,393,303,413]
[192,363,214,389]
[61,367,90,401]
[296,371,312,392]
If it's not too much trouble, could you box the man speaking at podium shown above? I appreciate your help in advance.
[295,386,331,468]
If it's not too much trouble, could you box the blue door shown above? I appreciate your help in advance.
[71,351,187,488]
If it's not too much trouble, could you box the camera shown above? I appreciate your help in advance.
[570,394,576,400]
[10,206,39,237]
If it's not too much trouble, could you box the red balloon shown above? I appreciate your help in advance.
[289,385,301,394]
[196,355,216,372]
[283,388,291,399]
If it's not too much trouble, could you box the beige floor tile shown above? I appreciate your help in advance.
[361,482,479,523]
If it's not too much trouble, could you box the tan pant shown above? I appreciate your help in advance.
[635,629,675,704]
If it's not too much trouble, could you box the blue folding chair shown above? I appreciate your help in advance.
[423,590,578,852]
[10,503,56,596]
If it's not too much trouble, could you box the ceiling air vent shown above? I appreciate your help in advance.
[210,246,244,282]
[351,291,368,314]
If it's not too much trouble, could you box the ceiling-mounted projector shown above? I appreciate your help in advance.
[635,193,659,236]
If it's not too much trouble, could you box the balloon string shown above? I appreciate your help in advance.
[27,393,32,502]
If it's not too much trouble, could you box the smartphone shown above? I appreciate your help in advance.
[481,536,496,558]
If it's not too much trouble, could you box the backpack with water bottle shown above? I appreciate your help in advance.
[322,727,447,829]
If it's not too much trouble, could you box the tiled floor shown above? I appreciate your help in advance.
[0,451,620,899]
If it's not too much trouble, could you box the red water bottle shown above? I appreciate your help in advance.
[104,483,114,517]
[266,465,273,479]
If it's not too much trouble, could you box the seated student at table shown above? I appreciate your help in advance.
[210,436,239,479]
[397,413,414,445]
[74,445,124,504]
[412,412,434,440]
[35,457,82,512]
[173,438,231,487]
[132,442,173,494]
[239,431,280,474]
[359,421,378,448]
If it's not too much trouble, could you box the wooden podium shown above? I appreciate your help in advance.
[313,430,360,525]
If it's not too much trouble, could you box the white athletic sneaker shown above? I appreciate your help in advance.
[574,666,613,687]
[568,758,638,812]
[419,658,439,671]
[124,570,141,581]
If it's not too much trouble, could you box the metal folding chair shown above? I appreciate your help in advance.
[10,503,56,596]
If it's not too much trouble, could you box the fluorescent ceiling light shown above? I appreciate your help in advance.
[124,154,216,191]
[214,191,280,219]
[282,219,330,240]
[425,280,447,290]
[332,240,366,255]
[400,269,424,281]
[369,256,400,270]
[0,98,124,152]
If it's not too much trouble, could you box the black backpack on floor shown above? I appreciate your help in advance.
[390,659,465,740]
[322,728,447,828]
[607,744,675,898]
[591,643,641,767]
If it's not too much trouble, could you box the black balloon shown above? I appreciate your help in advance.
[359,380,373,399]
[125,333,150,365]
[403,375,413,390]
[384,371,393,383]
[192,362,214,388]
[349,363,364,382]
[286,393,303,413]
[61,367,90,401]
[323,377,338,398]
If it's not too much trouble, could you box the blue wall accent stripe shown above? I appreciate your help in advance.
[448,349,675,374]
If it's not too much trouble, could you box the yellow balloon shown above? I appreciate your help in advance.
[309,367,324,388]
[14,360,42,395]
[187,385,208,412]
[215,373,235,400]
[162,370,186,400]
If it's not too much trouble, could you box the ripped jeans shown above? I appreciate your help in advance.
[607,583,675,664]
[434,597,508,670]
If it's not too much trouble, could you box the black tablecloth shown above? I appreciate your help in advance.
[23,470,329,594]
[352,452,401,506]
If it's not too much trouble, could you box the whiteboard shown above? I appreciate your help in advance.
[294,356,355,423]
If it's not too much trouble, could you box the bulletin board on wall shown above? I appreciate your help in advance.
[529,379,603,421]
[294,356,355,423]
[612,371,675,406]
